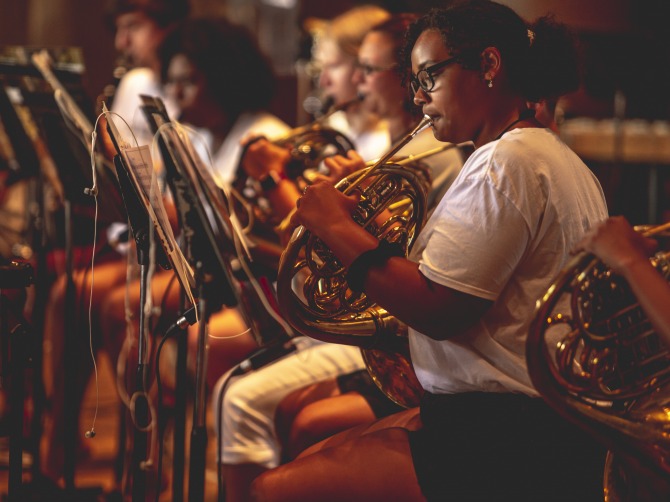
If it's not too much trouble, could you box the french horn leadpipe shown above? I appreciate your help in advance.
[344,114,434,194]
[364,141,474,168]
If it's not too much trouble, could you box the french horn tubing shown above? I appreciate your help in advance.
[276,115,441,408]
[527,222,670,500]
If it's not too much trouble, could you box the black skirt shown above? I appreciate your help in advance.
[336,369,405,418]
[409,392,607,502]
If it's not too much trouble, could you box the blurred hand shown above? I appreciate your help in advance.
[574,216,658,275]
[316,150,365,184]
[241,136,291,180]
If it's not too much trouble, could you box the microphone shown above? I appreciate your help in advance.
[162,306,199,335]
[231,339,297,376]
[174,306,198,330]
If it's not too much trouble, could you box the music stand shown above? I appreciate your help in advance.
[139,95,293,501]
[1,46,123,497]
[139,96,242,502]
[104,103,200,501]
[0,51,98,490]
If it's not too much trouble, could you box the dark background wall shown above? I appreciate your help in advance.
[1,0,668,224]
[1,0,666,123]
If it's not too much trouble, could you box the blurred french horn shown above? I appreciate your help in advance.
[276,115,465,408]
[528,223,670,501]
[233,98,358,231]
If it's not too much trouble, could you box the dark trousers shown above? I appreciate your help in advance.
[409,392,607,501]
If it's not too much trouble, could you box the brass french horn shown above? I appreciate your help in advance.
[277,115,464,408]
[527,223,670,500]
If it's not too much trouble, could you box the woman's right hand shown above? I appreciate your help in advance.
[289,181,360,242]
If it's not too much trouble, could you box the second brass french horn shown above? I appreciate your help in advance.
[233,98,358,231]
[527,224,670,500]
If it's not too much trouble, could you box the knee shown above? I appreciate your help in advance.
[250,469,278,502]
[100,287,129,335]
[46,274,68,315]
[219,379,257,429]
[286,407,328,459]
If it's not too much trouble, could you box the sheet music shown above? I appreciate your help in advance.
[160,122,253,260]
[103,104,196,299]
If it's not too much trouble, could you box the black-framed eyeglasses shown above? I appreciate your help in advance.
[410,57,459,94]
[355,61,397,76]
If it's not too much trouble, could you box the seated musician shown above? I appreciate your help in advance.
[213,11,469,502]
[97,16,293,400]
[274,98,560,462]
[41,0,187,484]
[240,5,392,222]
[251,2,610,500]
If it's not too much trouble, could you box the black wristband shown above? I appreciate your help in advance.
[346,240,404,293]
[259,170,286,192]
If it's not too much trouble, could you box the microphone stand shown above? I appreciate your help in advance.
[172,260,188,502]
[113,154,171,501]
[188,265,218,502]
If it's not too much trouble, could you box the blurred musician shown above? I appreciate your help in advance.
[41,0,188,485]
[252,2,609,500]
[98,16,293,399]
[241,5,391,222]
[212,7,392,502]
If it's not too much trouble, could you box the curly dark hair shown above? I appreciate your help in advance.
[104,0,189,29]
[158,17,276,119]
[401,0,581,102]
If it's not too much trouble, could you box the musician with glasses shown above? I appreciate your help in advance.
[272,12,473,464]
[241,5,391,223]
[212,7,393,502]
[252,2,609,500]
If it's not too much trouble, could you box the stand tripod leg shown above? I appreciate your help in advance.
[188,288,210,502]
[172,330,187,501]
[8,322,29,500]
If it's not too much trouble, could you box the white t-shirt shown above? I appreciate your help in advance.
[192,111,289,186]
[326,111,390,162]
[394,128,466,210]
[110,67,178,148]
[408,128,608,396]
[106,68,179,248]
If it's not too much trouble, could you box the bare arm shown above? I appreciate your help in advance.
[291,181,491,340]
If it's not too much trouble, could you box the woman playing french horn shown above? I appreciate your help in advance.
[253,2,610,501]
